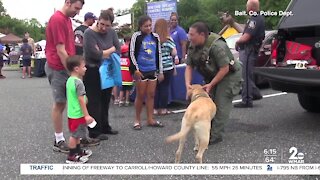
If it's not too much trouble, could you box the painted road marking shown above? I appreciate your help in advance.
[171,92,288,114]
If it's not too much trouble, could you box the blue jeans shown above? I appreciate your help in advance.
[154,69,174,109]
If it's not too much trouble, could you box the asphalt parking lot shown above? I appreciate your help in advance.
[1,71,320,180]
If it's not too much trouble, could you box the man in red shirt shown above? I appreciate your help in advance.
[45,0,99,153]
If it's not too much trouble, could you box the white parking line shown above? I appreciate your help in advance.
[171,92,288,114]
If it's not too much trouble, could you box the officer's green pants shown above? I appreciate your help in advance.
[210,79,241,139]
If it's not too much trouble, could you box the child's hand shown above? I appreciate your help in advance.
[85,115,95,125]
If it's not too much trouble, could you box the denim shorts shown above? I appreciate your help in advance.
[22,59,31,67]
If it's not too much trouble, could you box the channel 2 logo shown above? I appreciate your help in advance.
[288,147,304,164]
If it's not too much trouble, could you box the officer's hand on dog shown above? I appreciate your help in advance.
[185,84,193,100]
[202,83,213,93]
[186,84,193,90]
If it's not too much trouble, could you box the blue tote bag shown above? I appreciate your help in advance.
[99,53,122,90]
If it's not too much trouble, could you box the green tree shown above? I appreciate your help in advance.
[179,0,290,31]
[261,0,291,29]
[0,0,45,41]
[0,0,6,16]
[131,0,292,33]
[131,0,146,30]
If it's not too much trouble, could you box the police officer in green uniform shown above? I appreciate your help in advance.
[185,22,242,145]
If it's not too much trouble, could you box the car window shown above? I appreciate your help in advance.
[264,33,276,45]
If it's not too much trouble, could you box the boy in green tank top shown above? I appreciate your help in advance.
[66,55,96,164]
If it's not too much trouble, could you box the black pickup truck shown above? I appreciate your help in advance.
[254,0,320,112]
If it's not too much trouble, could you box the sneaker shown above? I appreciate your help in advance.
[125,101,130,107]
[104,129,119,135]
[66,154,88,164]
[53,140,69,153]
[95,134,109,141]
[80,138,100,148]
[119,101,124,107]
[78,149,92,158]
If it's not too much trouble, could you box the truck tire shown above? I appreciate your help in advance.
[297,94,320,113]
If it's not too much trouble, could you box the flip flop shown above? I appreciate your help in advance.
[158,110,173,115]
[153,110,159,115]
[133,123,142,130]
[147,121,164,128]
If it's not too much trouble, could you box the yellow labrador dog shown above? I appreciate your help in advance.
[166,84,216,163]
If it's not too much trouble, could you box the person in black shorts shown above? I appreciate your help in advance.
[20,38,33,78]
[129,15,164,130]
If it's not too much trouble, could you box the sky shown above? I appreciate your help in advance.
[2,0,136,25]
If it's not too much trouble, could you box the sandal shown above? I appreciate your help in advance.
[133,123,142,130]
[147,121,164,128]
[153,110,159,115]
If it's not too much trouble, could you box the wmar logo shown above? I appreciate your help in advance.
[288,147,304,164]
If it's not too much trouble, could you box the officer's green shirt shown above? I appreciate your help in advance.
[66,76,87,119]
[186,33,241,83]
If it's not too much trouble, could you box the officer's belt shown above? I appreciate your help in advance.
[191,92,210,103]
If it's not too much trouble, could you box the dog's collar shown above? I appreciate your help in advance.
[191,93,210,102]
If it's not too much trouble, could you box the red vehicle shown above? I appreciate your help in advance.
[226,30,277,85]
[255,0,320,112]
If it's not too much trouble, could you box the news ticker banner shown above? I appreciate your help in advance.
[21,164,320,175]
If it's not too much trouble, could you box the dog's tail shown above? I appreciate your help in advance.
[165,123,192,143]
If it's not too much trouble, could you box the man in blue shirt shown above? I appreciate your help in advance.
[170,12,188,64]
[20,38,33,78]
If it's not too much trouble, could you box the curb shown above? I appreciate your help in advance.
[3,67,20,71]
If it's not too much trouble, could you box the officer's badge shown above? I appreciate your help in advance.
[248,20,256,29]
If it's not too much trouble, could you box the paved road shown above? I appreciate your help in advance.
[1,71,320,180]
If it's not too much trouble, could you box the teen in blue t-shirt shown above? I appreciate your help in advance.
[129,15,164,130]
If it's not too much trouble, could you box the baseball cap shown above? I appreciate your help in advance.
[121,45,129,53]
[84,12,97,21]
